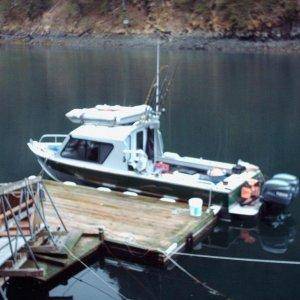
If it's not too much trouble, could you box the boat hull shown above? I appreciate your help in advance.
[38,157,231,207]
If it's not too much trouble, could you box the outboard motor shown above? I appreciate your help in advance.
[272,173,299,198]
[261,173,299,207]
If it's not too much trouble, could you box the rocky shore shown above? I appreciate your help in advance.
[1,0,300,53]
[1,32,300,54]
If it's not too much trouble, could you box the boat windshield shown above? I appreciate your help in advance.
[61,138,113,164]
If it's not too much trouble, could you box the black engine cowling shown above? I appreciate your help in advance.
[272,173,299,198]
[261,173,299,207]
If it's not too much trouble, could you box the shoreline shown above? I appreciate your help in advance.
[1,33,300,54]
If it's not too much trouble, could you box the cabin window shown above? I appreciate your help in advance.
[146,128,154,160]
[61,138,86,161]
[136,131,144,150]
[99,143,114,163]
[61,138,113,164]
[86,141,100,162]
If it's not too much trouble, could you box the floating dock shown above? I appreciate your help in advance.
[0,177,217,293]
[43,180,217,267]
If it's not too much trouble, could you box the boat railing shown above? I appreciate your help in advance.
[39,134,67,143]
[197,180,216,209]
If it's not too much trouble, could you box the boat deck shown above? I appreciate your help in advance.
[44,180,217,266]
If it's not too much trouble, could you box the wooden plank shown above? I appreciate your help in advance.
[10,252,28,270]
[35,254,67,267]
[11,220,30,230]
[31,245,57,253]
[31,230,83,258]
[58,229,83,251]
[58,229,83,250]
[0,229,31,237]
[0,208,35,233]
[0,268,44,277]
[0,199,34,222]
[31,248,68,259]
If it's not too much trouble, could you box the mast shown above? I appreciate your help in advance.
[155,41,160,116]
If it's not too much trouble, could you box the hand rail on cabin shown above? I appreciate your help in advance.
[39,134,67,143]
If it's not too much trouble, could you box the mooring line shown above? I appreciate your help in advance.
[102,241,158,300]
[103,228,226,298]
[62,268,115,299]
[73,276,117,300]
[164,254,227,298]
[61,244,131,300]
[63,268,90,297]
[173,253,300,265]
[0,287,7,300]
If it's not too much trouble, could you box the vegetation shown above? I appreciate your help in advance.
[192,0,299,33]
[0,0,299,39]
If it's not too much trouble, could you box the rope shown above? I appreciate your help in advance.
[165,255,226,298]
[101,227,223,298]
[63,268,90,296]
[61,244,131,300]
[102,241,157,300]
[37,156,48,178]
[0,287,7,300]
[73,276,118,300]
[172,252,300,265]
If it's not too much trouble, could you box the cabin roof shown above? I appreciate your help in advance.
[66,104,151,126]
[70,124,135,142]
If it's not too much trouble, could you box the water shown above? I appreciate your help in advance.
[0,45,299,299]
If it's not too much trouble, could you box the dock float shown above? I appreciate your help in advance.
[1,176,217,295]
[43,180,217,267]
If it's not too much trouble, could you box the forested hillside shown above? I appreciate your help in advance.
[0,0,299,39]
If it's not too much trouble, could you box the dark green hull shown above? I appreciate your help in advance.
[42,158,239,207]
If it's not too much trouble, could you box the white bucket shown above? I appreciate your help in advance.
[188,198,203,217]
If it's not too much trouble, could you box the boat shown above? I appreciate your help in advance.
[27,45,299,218]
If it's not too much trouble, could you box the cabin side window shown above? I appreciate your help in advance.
[136,131,144,150]
[99,143,114,163]
[61,138,113,164]
[61,138,86,161]
[146,128,154,161]
[86,141,100,162]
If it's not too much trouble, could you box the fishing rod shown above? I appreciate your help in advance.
[159,64,178,111]
[144,41,178,117]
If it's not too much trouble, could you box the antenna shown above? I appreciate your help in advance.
[155,41,160,116]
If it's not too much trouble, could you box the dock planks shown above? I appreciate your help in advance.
[43,180,216,265]
[21,234,101,282]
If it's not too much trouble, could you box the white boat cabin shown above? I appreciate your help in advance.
[43,105,164,173]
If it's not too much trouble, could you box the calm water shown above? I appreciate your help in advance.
[0,45,300,300]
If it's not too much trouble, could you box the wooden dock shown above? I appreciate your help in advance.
[43,180,217,267]
[0,176,218,293]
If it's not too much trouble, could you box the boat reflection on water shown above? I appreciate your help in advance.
[202,205,296,255]
[259,204,296,255]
